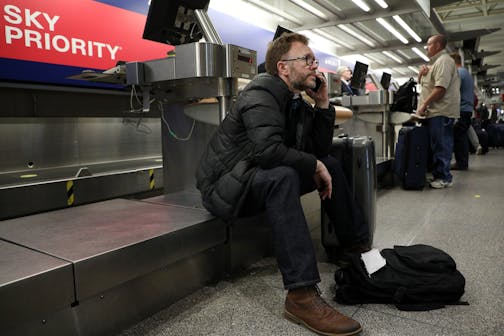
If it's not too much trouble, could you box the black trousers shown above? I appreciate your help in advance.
[453,111,472,169]
[241,155,368,289]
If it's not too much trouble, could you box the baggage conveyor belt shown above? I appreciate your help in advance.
[0,189,275,336]
[0,157,164,220]
[0,196,228,336]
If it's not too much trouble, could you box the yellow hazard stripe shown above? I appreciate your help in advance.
[149,169,155,190]
[66,180,74,206]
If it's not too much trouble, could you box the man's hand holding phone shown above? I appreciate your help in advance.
[307,71,329,109]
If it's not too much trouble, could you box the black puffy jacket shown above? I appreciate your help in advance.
[196,73,335,219]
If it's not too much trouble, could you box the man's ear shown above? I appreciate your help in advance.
[277,61,289,76]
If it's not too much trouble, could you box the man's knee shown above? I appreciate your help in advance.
[258,166,302,191]
[270,166,299,181]
[248,166,302,211]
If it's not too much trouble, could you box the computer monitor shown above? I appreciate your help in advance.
[380,72,392,90]
[273,26,293,40]
[349,61,368,93]
[143,0,210,45]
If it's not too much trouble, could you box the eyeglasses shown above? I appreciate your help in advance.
[281,55,319,67]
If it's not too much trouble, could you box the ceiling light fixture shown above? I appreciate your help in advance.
[393,15,422,43]
[312,29,340,48]
[247,0,303,25]
[352,0,371,12]
[314,0,343,13]
[382,50,403,64]
[396,49,412,59]
[354,22,387,42]
[408,65,419,74]
[300,30,339,55]
[314,28,355,49]
[376,18,408,44]
[337,24,376,47]
[393,67,406,75]
[364,53,386,65]
[289,0,329,19]
[373,0,389,9]
[411,47,430,62]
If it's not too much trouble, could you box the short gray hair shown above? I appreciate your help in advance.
[337,66,351,77]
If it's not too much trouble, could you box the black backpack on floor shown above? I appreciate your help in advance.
[390,78,418,113]
[334,244,468,311]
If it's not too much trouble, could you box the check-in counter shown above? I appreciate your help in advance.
[341,90,391,108]
[185,92,354,127]
[342,90,394,157]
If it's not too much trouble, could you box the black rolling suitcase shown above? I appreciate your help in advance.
[394,126,428,190]
[487,123,504,148]
[321,136,376,254]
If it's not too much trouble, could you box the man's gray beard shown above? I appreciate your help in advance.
[292,77,314,91]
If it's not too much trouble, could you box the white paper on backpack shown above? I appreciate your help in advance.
[361,248,387,276]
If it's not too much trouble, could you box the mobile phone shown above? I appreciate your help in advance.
[313,76,322,92]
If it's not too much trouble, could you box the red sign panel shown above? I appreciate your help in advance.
[1,0,172,70]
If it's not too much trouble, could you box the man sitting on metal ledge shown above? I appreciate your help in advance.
[196,33,368,336]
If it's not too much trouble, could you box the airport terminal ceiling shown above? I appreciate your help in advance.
[233,0,504,91]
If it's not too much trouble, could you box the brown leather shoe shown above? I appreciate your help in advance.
[284,286,362,336]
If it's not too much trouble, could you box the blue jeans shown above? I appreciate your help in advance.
[242,156,368,289]
[425,116,454,182]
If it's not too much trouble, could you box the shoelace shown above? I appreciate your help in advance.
[312,285,331,311]
[312,286,345,320]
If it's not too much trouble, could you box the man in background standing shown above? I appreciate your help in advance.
[416,34,460,188]
[450,52,474,170]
